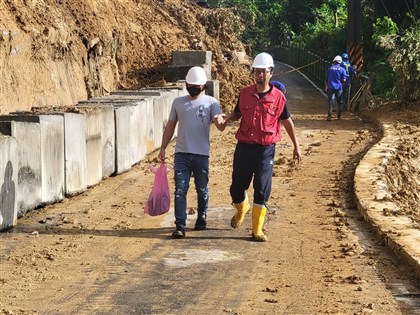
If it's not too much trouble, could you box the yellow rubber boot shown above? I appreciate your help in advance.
[252,204,267,242]
[230,194,250,228]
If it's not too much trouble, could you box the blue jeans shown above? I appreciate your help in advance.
[173,152,209,228]
[327,88,343,117]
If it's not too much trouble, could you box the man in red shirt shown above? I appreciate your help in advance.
[222,52,302,241]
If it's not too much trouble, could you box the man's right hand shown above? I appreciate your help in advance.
[158,148,165,161]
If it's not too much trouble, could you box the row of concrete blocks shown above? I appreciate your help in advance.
[0,84,204,231]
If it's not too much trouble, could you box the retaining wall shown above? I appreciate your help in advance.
[0,50,220,231]
[0,84,195,230]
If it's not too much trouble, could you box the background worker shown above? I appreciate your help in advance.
[340,53,355,111]
[325,55,347,121]
[158,66,225,239]
[270,80,286,94]
[221,52,302,242]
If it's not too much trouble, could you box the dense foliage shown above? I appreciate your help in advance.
[377,21,420,101]
[205,0,419,101]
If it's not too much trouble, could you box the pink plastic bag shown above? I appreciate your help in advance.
[144,161,171,216]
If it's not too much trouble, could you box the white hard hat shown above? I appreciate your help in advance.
[252,52,274,68]
[185,66,207,85]
[333,55,342,63]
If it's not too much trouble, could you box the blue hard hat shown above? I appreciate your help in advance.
[341,53,349,60]
[271,80,286,93]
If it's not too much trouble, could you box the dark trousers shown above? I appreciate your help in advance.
[230,143,275,205]
[342,84,351,108]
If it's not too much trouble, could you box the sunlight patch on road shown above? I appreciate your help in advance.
[163,249,241,268]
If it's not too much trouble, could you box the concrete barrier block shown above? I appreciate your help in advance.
[177,85,188,97]
[135,90,173,150]
[0,120,42,216]
[172,50,212,67]
[74,106,103,187]
[0,135,18,231]
[204,80,219,101]
[110,88,183,152]
[84,100,149,172]
[126,104,142,166]
[152,96,165,150]
[64,113,88,196]
[98,105,115,178]
[82,95,151,103]
[136,99,152,160]
[169,50,212,81]
[39,115,65,204]
[81,97,156,173]
[166,64,211,83]
[110,85,185,97]
[0,114,65,205]
[112,91,162,97]
[83,103,115,179]
[74,104,115,182]
[114,105,133,174]
[109,92,164,152]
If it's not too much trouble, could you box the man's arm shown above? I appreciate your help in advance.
[281,117,302,163]
[341,68,347,84]
[213,102,241,130]
[213,114,227,131]
[223,97,242,123]
[158,120,177,161]
[225,110,241,122]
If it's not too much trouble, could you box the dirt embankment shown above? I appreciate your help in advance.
[361,101,420,226]
[0,0,251,115]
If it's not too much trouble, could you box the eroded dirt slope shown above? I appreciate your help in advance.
[0,0,250,114]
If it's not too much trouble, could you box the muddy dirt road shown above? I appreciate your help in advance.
[1,64,419,315]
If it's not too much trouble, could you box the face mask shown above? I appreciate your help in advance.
[187,86,203,97]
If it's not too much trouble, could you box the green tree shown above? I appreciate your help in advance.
[294,0,347,58]
[206,0,419,100]
[372,16,399,43]
[206,0,286,49]
[378,21,420,101]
